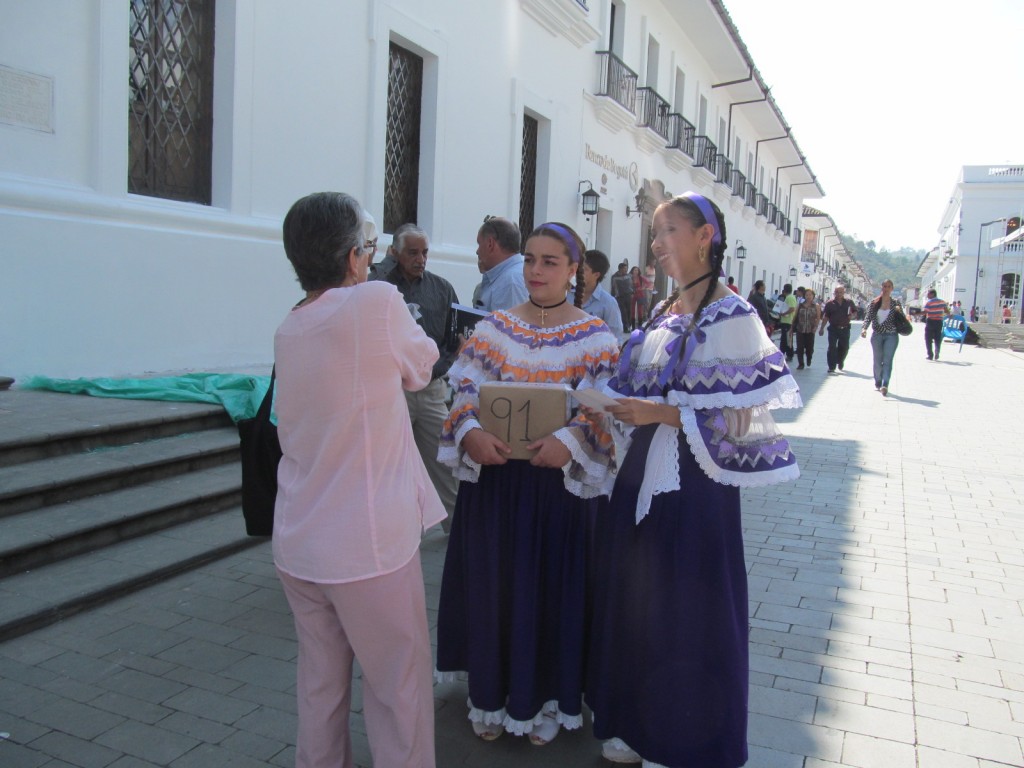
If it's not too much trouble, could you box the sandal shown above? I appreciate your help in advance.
[528,712,560,746]
[471,720,504,741]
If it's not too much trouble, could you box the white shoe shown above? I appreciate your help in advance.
[528,712,560,745]
[602,738,642,763]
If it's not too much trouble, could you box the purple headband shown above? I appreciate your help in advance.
[539,222,582,263]
[680,192,722,246]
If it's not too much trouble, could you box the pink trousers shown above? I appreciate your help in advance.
[278,552,435,768]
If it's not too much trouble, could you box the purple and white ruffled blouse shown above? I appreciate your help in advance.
[608,293,801,522]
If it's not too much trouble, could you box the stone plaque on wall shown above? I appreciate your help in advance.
[0,65,54,133]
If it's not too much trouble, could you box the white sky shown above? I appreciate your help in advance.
[721,0,1024,252]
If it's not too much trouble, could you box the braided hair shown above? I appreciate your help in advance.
[642,195,728,332]
[527,222,588,308]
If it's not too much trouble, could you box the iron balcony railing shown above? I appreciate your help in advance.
[782,217,791,237]
[755,193,769,218]
[793,227,802,245]
[693,136,717,172]
[666,113,696,157]
[636,86,670,140]
[715,155,732,186]
[595,51,637,113]
[766,202,777,226]
[730,168,746,198]
[744,181,757,209]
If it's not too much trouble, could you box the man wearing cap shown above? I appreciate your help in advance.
[472,216,528,311]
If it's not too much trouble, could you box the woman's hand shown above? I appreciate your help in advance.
[526,435,572,469]
[462,428,512,465]
[603,398,681,428]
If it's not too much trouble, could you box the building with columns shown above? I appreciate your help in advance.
[1,0,830,378]
[917,165,1024,323]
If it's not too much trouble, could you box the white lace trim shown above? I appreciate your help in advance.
[679,407,800,488]
[465,697,583,735]
[553,427,614,499]
[632,424,681,524]
[670,374,803,412]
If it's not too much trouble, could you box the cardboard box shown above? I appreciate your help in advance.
[478,382,570,460]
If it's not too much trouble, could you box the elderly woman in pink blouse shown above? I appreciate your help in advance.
[272,192,446,768]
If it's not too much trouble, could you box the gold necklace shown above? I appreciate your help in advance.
[529,296,567,326]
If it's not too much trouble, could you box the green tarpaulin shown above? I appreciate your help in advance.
[22,373,271,423]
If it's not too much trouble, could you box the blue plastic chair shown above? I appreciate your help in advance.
[942,314,968,353]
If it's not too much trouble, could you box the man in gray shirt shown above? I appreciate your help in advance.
[378,224,460,527]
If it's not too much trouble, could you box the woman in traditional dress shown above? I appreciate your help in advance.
[435,222,619,746]
[587,193,801,768]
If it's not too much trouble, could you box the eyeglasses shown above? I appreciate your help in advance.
[364,238,378,255]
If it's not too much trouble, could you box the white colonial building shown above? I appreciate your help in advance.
[794,206,868,302]
[918,165,1024,322]
[1,0,829,378]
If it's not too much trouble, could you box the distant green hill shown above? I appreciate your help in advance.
[840,234,925,296]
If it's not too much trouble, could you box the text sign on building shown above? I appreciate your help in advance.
[0,65,54,133]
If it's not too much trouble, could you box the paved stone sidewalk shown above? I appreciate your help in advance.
[1,333,1023,767]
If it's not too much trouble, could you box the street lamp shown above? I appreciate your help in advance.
[973,218,1006,320]
[735,240,747,259]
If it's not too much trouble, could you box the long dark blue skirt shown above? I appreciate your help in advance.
[587,424,749,767]
[436,460,594,728]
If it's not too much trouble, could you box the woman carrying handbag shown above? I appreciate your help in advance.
[861,279,907,397]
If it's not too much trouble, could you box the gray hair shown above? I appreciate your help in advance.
[393,223,429,253]
[479,216,521,254]
[282,192,365,291]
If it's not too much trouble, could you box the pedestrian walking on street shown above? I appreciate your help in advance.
[776,283,797,361]
[273,192,445,768]
[435,222,619,747]
[586,192,801,768]
[818,285,857,374]
[747,279,771,334]
[923,289,949,360]
[793,288,821,369]
[862,279,906,396]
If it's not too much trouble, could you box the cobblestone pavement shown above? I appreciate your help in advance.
[1,333,1023,767]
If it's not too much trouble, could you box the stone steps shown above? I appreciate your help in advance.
[0,392,263,642]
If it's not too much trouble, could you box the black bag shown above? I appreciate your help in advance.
[237,368,281,536]
[894,309,914,337]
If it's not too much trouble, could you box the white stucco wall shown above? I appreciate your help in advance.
[0,0,819,379]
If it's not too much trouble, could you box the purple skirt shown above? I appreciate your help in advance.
[436,460,595,726]
[587,424,749,767]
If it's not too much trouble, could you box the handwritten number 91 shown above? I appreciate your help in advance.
[488,397,533,443]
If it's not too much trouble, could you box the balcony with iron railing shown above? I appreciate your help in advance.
[693,136,717,173]
[793,227,802,245]
[715,155,732,186]
[755,193,768,218]
[744,182,757,209]
[595,51,637,113]
[666,113,696,158]
[636,86,670,140]
[766,202,777,226]
[730,168,746,198]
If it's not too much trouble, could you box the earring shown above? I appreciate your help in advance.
[698,245,707,263]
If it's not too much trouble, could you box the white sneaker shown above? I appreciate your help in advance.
[602,738,642,763]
